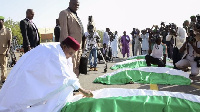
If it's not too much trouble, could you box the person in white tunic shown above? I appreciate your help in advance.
[0,36,93,112]
[141,30,149,55]
[111,31,119,58]
[103,28,110,47]
[134,30,142,56]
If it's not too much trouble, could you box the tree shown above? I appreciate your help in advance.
[96,30,104,43]
[4,18,23,45]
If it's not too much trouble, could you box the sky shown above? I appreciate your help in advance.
[1,0,200,35]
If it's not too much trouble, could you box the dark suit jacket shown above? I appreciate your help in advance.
[54,25,60,42]
[20,18,40,48]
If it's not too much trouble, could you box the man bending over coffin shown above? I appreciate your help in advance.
[0,36,93,112]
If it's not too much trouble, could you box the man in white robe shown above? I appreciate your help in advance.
[134,30,142,56]
[0,36,93,112]
[103,28,110,47]
[141,30,149,55]
[111,31,119,58]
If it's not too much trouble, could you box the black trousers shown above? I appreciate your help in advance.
[24,47,29,53]
[145,55,165,67]
[132,41,135,56]
[172,47,183,69]
[166,41,173,59]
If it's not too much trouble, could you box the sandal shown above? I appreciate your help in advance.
[1,76,6,83]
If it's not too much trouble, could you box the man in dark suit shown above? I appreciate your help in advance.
[54,19,60,42]
[20,9,40,53]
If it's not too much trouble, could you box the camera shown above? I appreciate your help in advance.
[87,16,95,34]
[195,14,200,30]
[187,29,196,42]
[108,31,115,41]
[108,31,113,36]
[169,23,177,35]
[161,22,165,28]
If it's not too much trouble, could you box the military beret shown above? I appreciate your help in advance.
[63,36,80,51]
[0,16,4,20]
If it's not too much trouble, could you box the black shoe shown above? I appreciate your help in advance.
[2,80,5,84]
[73,90,79,92]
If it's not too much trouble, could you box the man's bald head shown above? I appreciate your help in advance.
[69,0,79,12]
[26,9,34,20]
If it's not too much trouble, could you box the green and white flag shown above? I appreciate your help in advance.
[110,59,174,70]
[94,67,191,85]
[61,88,200,112]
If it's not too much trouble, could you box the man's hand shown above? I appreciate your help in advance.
[148,49,152,55]
[170,32,177,37]
[78,88,93,97]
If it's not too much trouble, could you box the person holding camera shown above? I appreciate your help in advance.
[130,28,137,56]
[160,22,168,44]
[134,29,142,56]
[189,16,197,30]
[175,34,200,80]
[141,29,149,55]
[166,24,187,69]
[193,14,200,40]
[183,20,190,34]
[103,28,110,48]
[84,25,100,71]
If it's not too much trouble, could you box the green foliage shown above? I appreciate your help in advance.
[96,30,104,43]
[4,18,23,45]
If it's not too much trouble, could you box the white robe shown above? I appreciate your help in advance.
[0,43,80,112]
[141,33,149,51]
[103,32,110,47]
[111,34,118,57]
[134,35,142,56]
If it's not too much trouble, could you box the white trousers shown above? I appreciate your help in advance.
[176,59,199,75]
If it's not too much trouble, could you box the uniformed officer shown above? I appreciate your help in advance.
[0,16,12,83]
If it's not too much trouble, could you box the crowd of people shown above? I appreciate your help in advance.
[128,16,200,80]
[86,13,200,82]
[0,0,200,111]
